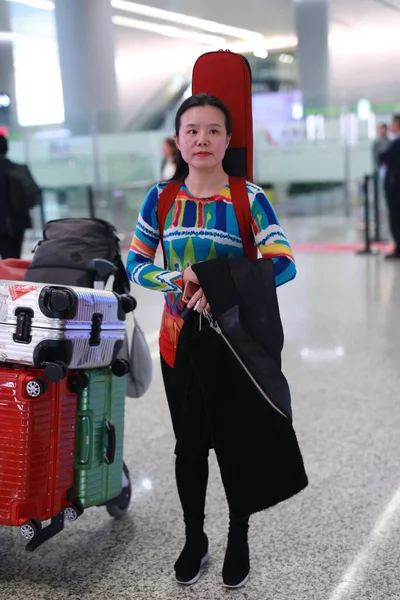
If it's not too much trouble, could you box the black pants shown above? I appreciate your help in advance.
[0,231,25,259]
[161,355,248,534]
[161,356,209,532]
[386,187,400,253]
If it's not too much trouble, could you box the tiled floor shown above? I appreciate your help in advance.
[1,213,400,599]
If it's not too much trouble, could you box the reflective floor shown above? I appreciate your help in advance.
[1,212,400,599]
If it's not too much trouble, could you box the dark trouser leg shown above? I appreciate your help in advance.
[0,234,16,259]
[222,513,251,588]
[0,231,24,259]
[228,513,250,546]
[391,202,400,254]
[175,449,209,539]
[161,354,209,534]
[13,230,24,259]
[386,189,400,253]
[174,450,210,585]
[160,356,209,583]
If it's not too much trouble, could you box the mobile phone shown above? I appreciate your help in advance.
[183,280,200,303]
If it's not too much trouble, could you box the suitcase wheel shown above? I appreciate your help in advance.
[105,463,132,520]
[68,375,83,394]
[121,295,137,314]
[26,378,48,398]
[64,504,83,522]
[111,359,130,378]
[68,373,89,393]
[20,519,41,541]
[80,373,90,389]
[44,361,68,383]
[48,289,74,313]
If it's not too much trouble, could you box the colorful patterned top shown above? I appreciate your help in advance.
[126,181,296,367]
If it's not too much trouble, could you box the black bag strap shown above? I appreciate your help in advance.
[113,255,130,294]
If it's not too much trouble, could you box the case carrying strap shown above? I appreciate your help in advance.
[157,176,256,269]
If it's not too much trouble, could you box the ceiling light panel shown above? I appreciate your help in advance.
[4,0,55,10]
[0,31,20,41]
[231,35,298,54]
[111,0,263,41]
[112,15,226,45]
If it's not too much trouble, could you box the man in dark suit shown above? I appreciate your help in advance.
[0,134,37,259]
[380,115,400,260]
[373,123,390,172]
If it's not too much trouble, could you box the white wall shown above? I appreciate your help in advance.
[329,26,400,104]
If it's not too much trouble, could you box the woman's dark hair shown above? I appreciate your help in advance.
[172,93,232,181]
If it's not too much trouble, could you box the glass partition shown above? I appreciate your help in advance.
[92,181,154,239]
[3,83,400,251]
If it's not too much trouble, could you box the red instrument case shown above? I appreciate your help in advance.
[192,50,253,181]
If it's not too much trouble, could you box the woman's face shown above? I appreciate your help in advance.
[175,105,231,171]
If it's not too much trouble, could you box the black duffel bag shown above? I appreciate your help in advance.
[25,218,130,294]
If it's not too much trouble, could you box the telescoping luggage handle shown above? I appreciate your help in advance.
[89,258,117,290]
[88,258,137,310]
[87,257,130,295]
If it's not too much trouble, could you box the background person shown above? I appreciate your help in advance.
[380,115,400,259]
[161,137,178,180]
[0,134,40,259]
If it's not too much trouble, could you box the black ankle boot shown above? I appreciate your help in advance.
[175,532,209,586]
[222,516,250,589]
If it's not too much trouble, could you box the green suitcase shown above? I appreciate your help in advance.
[70,368,126,509]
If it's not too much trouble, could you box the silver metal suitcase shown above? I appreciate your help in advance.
[0,281,134,381]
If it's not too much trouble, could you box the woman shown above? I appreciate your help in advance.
[127,94,298,589]
[160,137,178,181]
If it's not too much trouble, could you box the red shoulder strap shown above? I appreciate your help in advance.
[229,176,257,259]
[157,180,182,268]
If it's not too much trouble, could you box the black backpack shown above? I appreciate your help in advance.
[25,218,130,293]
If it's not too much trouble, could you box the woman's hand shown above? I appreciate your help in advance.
[187,287,208,312]
[183,266,199,286]
[183,266,211,313]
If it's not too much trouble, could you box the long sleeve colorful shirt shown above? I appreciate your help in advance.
[126,181,296,367]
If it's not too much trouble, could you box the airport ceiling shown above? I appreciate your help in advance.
[117,0,400,35]
[3,0,400,46]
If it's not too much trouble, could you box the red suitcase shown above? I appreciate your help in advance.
[0,366,79,548]
[0,258,31,281]
[192,50,253,181]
